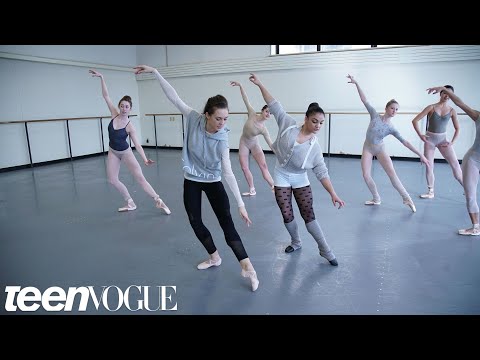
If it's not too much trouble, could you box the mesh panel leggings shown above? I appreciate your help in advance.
[183,179,248,261]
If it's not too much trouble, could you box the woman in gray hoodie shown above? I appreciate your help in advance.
[134,65,259,292]
[249,73,345,266]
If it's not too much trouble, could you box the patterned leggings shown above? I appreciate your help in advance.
[274,185,315,223]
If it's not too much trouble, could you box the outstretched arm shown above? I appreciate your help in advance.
[411,105,433,143]
[127,123,155,165]
[401,140,430,167]
[133,65,192,117]
[89,70,117,117]
[249,73,275,104]
[427,86,480,122]
[312,153,344,209]
[262,127,275,151]
[319,177,345,209]
[230,81,256,117]
[221,147,252,226]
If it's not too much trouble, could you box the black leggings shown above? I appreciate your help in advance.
[183,179,248,261]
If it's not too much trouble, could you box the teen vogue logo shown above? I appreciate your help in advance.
[4,285,177,312]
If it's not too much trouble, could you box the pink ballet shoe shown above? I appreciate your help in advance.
[155,197,171,215]
[197,257,222,270]
[242,188,256,196]
[118,199,136,212]
[241,269,259,292]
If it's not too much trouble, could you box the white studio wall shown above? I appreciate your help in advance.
[0,46,140,169]
[1,45,479,170]
[136,45,480,161]
[0,45,137,67]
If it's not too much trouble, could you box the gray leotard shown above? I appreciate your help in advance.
[365,102,404,144]
[427,109,452,133]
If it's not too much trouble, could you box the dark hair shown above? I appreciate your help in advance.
[441,85,454,94]
[118,95,132,108]
[305,102,325,117]
[386,99,398,108]
[261,105,268,111]
[203,95,228,115]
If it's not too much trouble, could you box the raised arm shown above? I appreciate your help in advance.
[230,81,256,117]
[133,65,192,117]
[89,70,117,117]
[347,74,368,105]
[427,86,480,121]
[411,104,433,142]
[126,122,155,165]
[249,73,275,104]
[249,72,296,131]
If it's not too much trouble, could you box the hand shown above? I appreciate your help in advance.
[239,206,252,227]
[420,155,430,167]
[230,81,241,87]
[347,74,357,85]
[331,194,345,209]
[89,69,102,78]
[248,73,261,86]
[420,134,428,143]
[144,159,155,166]
[426,86,445,95]
[133,65,155,75]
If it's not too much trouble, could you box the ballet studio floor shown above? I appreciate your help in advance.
[1,148,479,315]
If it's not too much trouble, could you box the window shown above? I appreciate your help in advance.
[272,45,405,55]
[276,45,319,55]
[320,45,371,51]
[375,45,406,48]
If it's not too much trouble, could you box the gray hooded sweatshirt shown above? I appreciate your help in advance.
[151,69,244,207]
[183,109,230,182]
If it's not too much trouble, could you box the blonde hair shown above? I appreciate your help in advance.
[386,99,398,108]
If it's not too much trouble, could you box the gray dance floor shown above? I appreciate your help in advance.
[1,149,479,315]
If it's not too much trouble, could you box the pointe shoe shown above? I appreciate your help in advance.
[403,198,416,213]
[419,190,434,199]
[364,199,381,205]
[118,199,137,212]
[458,227,480,236]
[242,188,256,196]
[155,197,171,215]
[197,257,222,270]
[241,269,259,292]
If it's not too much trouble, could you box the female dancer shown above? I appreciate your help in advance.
[133,65,259,291]
[89,69,170,214]
[411,85,463,199]
[250,72,344,266]
[230,80,275,196]
[427,86,480,235]
[347,74,429,212]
